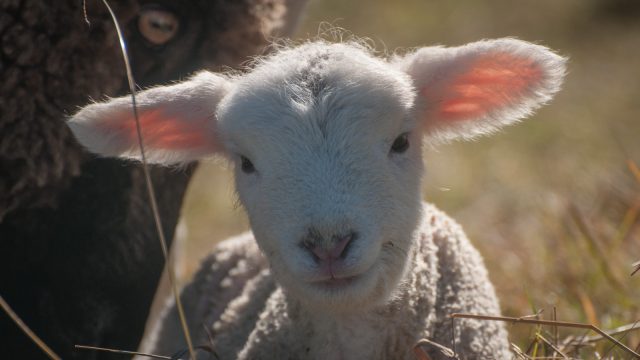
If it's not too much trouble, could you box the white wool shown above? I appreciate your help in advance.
[68,37,566,359]
[142,205,511,359]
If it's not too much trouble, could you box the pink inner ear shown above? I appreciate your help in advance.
[436,52,542,121]
[102,109,216,151]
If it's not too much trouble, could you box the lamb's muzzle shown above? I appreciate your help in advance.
[305,230,355,261]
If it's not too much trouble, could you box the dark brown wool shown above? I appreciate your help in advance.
[0,1,306,359]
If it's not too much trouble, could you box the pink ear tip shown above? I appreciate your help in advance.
[439,101,486,120]
[435,52,545,122]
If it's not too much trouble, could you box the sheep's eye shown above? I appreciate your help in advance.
[390,133,410,154]
[240,156,256,174]
[138,8,179,45]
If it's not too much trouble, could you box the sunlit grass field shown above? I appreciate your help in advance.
[176,1,640,357]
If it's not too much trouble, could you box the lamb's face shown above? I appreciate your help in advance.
[217,44,424,310]
[68,38,565,312]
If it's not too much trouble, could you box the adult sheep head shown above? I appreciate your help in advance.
[69,39,565,311]
[0,0,308,219]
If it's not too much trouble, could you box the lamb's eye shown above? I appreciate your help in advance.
[390,133,410,154]
[138,8,179,46]
[240,156,256,174]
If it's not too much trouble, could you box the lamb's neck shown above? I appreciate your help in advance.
[302,306,405,360]
[294,262,431,359]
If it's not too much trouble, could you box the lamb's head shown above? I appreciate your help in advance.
[68,39,565,311]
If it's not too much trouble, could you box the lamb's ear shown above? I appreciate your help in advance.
[396,38,566,141]
[68,71,231,164]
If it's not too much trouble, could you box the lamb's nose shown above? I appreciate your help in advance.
[307,231,356,262]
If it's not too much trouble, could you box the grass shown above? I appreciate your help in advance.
[176,1,640,357]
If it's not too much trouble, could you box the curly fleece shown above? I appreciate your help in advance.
[145,204,510,360]
[0,0,296,220]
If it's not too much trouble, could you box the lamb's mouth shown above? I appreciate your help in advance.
[304,254,378,290]
[312,274,360,289]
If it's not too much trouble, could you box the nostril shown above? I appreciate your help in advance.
[300,229,358,263]
[310,247,329,262]
[340,233,357,259]
[331,231,356,259]
[308,231,356,262]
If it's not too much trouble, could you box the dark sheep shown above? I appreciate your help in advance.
[0,1,308,359]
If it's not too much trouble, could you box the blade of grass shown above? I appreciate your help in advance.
[568,204,626,291]
[525,325,541,356]
[450,313,640,359]
[0,295,62,360]
[75,345,171,359]
[554,306,559,352]
[413,338,457,359]
[612,197,640,249]
[569,321,640,344]
[558,334,577,356]
[628,160,640,184]
[510,343,532,359]
[577,289,599,328]
[530,332,540,358]
[536,332,570,359]
[561,330,595,357]
[599,320,640,360]
[99,1,195,359]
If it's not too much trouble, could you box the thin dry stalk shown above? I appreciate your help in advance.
[82,0,90,25]
[554,307,559,352]
[628,159,640,184]
[525,327,542,356]
[413,338,457,360]
[521,310,544,356]
[450,313,640,359]
[599,320,640,360]
[568,321,640,345]
[75,345,171,359]
[536,333,570,359]
[0,295,62,360]
[613,196,640,248]
[100,1,196,358]
[510,343,532,359]
[576,290,599,328]
[559,334,575,349]
[625,160,640,277]
[531,331,541,358]
[568,204,626,291]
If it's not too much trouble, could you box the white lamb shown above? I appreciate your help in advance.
[68,38,566,359]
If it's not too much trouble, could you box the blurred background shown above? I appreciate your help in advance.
[175,0,639,354]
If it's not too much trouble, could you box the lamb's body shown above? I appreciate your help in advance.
[144,204,509,359]
[69,37,565,360]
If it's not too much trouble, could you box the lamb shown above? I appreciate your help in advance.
[68,38,566,359]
